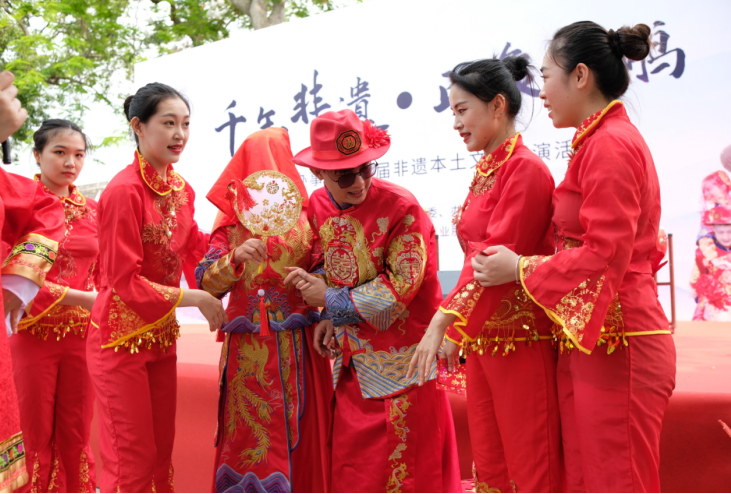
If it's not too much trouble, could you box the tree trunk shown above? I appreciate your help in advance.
[229,0,287,30]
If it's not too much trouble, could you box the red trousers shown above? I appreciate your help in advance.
[10,331,96,493]
[86,324,177,493]
[466,339,562,493]
[331,366,462,493]
[558,334,676,492]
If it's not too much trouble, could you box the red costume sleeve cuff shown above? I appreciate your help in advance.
[2,234,59,287]
[438,306,473,342]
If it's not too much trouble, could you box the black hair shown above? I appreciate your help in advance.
[548,21,652,100]
[449,55,535,119]
[33,119,91,155]
[124,82,190,144]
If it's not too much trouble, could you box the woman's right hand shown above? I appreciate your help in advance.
[0,71,27,142]
[233,239,267,266]
[185,289,227,332]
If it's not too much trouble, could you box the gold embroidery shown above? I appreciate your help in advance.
[201,252,242,298]
[278,332,296,446]
[232,170,304,237]
[105,288,181,353]
[168,463,174,492]
[471,173,498,197]
[596,294,626,354]
[443,282,483,323]
[30,452,40,493]
[141,190,189,284]
[138,150,185,195]
[79,450,91,493]
[2,234,59,287]
[227,335,273,467]
[47,446,60,492]
[370,217,389,243]
[553,274,605,347]
[470,134,520,197]
[458,288,544,358]
[386,394,411,493]
[320,215,378,288]
[571,100,623,150]
[226,217,313,294]
[385,232,427,299]
[19,304,90,340]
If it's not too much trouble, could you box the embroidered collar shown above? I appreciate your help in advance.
[137,150,185,196]
[571,100,623,150]
[34,174,86,206]
[475,133,521,178]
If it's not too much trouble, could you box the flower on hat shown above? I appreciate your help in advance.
[362,119,390,149]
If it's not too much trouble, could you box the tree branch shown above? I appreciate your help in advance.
[45,75,112,106]
[0,0,30,36]
[150,0,181,25]
[248,0,270,30]
[229,0,252,16]
[268,0,286,26]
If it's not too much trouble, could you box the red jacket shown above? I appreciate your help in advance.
[18,177,99,340]
[91,151,208,353]
[308,178,442,398]
[441,134,555,356]
[520,101,670,354]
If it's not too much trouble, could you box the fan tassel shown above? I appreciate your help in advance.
[258,288,270,336]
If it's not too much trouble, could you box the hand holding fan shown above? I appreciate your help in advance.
[227,170,304,335]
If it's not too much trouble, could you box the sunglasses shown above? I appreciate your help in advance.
[328,162,378,189]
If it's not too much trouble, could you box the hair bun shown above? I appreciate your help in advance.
[612,24,652,61]
[502,55,530,82]
[123,95,135,122]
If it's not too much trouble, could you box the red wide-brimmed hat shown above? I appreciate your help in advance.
[293,109,390,170]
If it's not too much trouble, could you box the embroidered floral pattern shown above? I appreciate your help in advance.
[442,281,483,324]
[141,190,189,284]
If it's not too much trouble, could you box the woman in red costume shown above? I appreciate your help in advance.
[197,127,332,493]
[1,71,65,492]
[285,109,461,493]
[9,119,98,493]
[87,83,227,492]
[407,56,561,493]
[475,22,675,492]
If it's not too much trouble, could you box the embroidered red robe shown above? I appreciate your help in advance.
[198,211,331,493]
[308,178,461,493]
